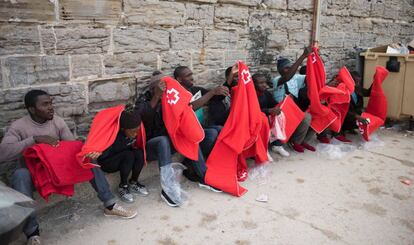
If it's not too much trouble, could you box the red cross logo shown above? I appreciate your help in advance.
[241,69,251,84]
[166,88,180,105]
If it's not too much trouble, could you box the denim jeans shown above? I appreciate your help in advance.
[10,167,116,237]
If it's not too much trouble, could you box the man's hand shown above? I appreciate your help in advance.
[269,107,281,116]
[211,86,230,97]
[85,152,102,160]
[34,136,59,147]
[302,46,313,57]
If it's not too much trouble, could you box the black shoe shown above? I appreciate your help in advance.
[183,169,200,182]
[161,190,179,207]
[198,182,223,193]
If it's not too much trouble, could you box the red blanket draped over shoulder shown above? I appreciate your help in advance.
[358,66,388,141]
[161,76,205,161]
[205,61,268,197]
[306,47,338,133]
[77,105,146,168]
[24,141,93,201]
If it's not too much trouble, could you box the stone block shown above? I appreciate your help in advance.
[185,3,214,26]
[349,0,371,17]
[104,52,158,75]
[192,49,224,74]
[5,56,70,87]
[288,30,312,48]
[71,54,102,79]
[60,0,122,23]
[217,0,260,7]
[215,4,249,27]
[124,0,186,26]
[249,11,287,29]
[52,26,110,55]
[287,0,313,10]
[113,27,170,53]
[224,50,248,67]
[204,29,238,49]
[160,51,192,73]
[171,27,203,50]
[0,0,55,22]
[89,77,136,104]
[267,31,288,49]
[263,0,287,9]
[39,26,56,55]
[0,25,40,56]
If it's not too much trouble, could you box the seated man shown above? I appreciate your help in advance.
[272,47,316,153]
[0,90,137,245]
[86,107,147,203]
[173,66,229,179]
[135,73,221,207]
[252,73,289,157]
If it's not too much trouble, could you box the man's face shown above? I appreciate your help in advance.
[254,77,268,93]
[30,95,54,121]
[279,67,291,76]
[177,68,194,88]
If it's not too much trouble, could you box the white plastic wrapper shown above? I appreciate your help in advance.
[316,138,357,160]
[359,134,385,150]
[249,164,269,186]
[160,163,188,206]
[270,112,287,143]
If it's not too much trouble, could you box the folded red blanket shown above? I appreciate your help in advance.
[24,141,93,201]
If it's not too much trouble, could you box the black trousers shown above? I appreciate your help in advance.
[98,148,144,187]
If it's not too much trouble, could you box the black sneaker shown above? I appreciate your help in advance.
[161,190,179,207]
[198,182,223,193]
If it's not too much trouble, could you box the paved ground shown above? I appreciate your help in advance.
[12,129,414,245]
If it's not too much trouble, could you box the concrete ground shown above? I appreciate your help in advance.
[12,129,414,245]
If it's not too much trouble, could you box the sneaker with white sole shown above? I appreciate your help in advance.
[129,182,149,196]
[271,145,290,157]
[198,182,222,193]
[161,190,179,207]
[27,235,41,245]
[118,186,134,203]
[104,203,137,219]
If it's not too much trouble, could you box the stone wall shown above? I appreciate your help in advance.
[0,0,413,138]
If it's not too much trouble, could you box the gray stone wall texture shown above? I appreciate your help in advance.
[0,0,413,138]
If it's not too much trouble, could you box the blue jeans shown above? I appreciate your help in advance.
[10,167,116,237]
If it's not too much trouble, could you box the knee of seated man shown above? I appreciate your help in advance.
[11,168,32,183]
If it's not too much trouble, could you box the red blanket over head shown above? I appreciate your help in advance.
[306,47,338,133]
[205,61,268,197]
[161,76,205,161]
[77,105,146,168]
[24,141,93,201]
[358,66,388,141]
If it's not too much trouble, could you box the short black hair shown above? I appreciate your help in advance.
[299,66,307,75]
[350,71,361,79]
[24,90,49,109]
[152,70,162,76]
[252,73,266,84]
[225,67,233,79]
[173,66,189,79]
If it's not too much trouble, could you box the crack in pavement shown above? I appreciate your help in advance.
[367,151,414,167]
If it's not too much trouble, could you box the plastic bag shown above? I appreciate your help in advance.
[160,163,188,206]
[249,164,269,186]
[270,112,287,142]
[359,134,385,150]
[316,140,357,160]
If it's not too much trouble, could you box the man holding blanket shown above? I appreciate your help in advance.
[0,90,137,245]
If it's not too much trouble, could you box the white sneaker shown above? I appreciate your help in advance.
[27,235,41,245]
[271,146,290,157]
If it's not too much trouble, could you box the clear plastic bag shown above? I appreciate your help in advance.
[249,164,269,186]
[316,140,357,160]
[359,134,385,150]
[160,163,188,206]
[270,112,287,142]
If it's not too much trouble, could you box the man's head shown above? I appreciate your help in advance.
[120,107,142,139]
[350,71,362,87]
[252,73,268,93]
[225,66,238,83]
[24,90,54,121]
[174,66,194,88]
[277,58,292,76]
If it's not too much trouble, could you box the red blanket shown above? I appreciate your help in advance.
[206,61,267,196]
[306,47,338,133]
[270,96,305,143]
[161,76,205,161]
[24,141,93,201]
[358,66,388,141]
[319,67,355,133]
[77,105,146,168]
